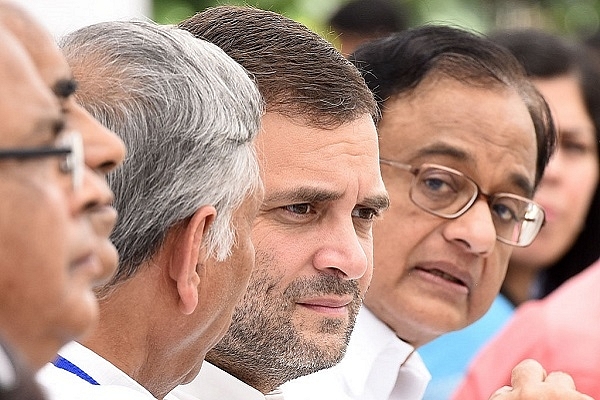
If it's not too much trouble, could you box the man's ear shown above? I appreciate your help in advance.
[169,205,217,315]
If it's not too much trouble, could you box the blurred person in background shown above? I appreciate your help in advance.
[419,28,600,400]
[495,29,600,306]
[0,0,125,376]
[0,1,125,397]
[452,29,600,400]
[328,0,408,57]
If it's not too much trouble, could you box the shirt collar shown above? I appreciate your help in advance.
[338,306,427,397]
[57,341,154,396]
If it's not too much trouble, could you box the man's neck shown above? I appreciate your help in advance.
[83,272,183,399]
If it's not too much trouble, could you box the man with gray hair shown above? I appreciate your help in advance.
[36,20,263,400]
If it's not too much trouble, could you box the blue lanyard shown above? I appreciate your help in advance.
[52,355,100,385]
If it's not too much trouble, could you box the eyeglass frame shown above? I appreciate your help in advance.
[0,131,84,191]
[379,158,546,247]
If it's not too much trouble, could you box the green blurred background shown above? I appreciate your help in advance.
[153,0,600,41]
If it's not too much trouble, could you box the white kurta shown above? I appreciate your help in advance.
[36,341,191,400]
[280,307,431,400]
[172,361,268,400]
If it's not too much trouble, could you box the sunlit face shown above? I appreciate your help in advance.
[202,190,263,346]
[180,188,263,384]
[207,112,389,392]
[0,4,125,368]
[366,74,538,347]
[510,75,599,270]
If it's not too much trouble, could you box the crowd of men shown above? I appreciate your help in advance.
[0,1,594,399]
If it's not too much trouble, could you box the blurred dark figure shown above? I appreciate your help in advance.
[0,338,45,400]
[329,0,408,56]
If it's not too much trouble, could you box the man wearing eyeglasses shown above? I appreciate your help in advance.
[282,25,592,400]
[0,1,126,397]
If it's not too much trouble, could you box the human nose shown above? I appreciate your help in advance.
[442,198,497,256]
[74,104,126,174]
[312,219,369,280]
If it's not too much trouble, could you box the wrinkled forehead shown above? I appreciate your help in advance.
[0,2,72,88]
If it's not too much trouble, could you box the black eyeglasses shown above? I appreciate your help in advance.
[0,131,84,191]
[380,159,546,247]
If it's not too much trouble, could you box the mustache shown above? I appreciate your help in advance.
[282,275,362,301]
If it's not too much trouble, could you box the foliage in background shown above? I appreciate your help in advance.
[153,0,600,43]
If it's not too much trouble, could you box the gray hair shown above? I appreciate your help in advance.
[60,20,263,285]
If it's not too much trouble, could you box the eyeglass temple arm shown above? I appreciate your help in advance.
[0,147,71,160]
[379,158,415,172]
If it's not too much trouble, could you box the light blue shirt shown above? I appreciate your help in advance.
[419,294,514,400]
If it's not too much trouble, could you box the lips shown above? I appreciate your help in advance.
[89,205,118,237]
[297,296,353,308]
[413,261,474,292]
[422,268,465,285]
[296,295,355,316]
[70,251,101,277]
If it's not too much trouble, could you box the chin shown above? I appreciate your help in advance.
[62,299,99,342]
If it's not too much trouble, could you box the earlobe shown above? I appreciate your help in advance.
[169,205,217,315]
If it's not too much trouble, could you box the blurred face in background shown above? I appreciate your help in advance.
[0,3,125,369]
[510,74,599,271]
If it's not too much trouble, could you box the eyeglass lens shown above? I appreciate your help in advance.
[57,131,84,191]
[409,165,544,246]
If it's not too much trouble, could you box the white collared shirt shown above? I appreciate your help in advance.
[172,361,267,400]
[281,307,431,400]
[37,341,189,400]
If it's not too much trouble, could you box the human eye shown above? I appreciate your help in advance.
[417,169,460,199]
[281,203,313,215]
[491,197,520,224]
[351,207,380,221]
[561,139,593,156]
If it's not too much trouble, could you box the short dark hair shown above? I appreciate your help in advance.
[349,24,556,187]
[328,0,408,36]
[491,29,600,296]
[179,5,378,128]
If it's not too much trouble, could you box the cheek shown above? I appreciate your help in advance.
[568,163,599,217]
[468,249,511,321]
[236,237,255,289]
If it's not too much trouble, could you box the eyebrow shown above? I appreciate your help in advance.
[415,143,535,196]
[360,193,390,212]
[265,186,390,211]
[51,78,78,99]
[266,187,343,204]
[415,143,471,161]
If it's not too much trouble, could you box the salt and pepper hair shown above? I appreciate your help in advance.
[60,20,263,286]
[350,25,557,187]
[179,5,379,127]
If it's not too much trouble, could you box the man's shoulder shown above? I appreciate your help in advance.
[37,363,152,400]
